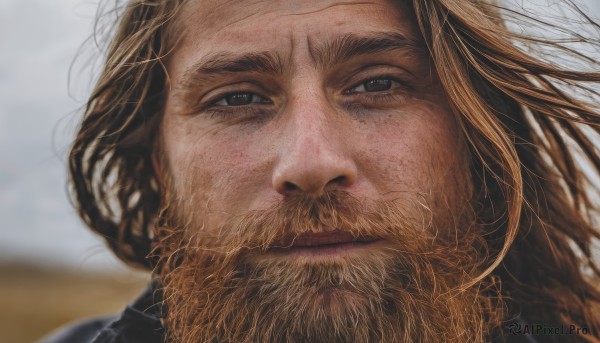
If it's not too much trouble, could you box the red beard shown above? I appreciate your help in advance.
[153,191,503,343]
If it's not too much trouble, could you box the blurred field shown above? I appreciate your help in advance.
[0,262,149,343]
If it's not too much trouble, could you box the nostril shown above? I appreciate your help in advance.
[282,181,299,192]
[330,175,347,185]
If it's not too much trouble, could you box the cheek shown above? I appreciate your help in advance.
[163,143,214,222]
[164,124,271,215]
[358,103,468,201]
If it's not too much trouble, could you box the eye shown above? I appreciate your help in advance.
[346,77,398,93]
[214,92,269,106]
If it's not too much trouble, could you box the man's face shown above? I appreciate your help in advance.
[161,0,468,243]
[156,0,493,342]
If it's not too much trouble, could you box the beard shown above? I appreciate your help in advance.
[152,188,504,343]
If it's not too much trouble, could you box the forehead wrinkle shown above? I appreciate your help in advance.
[280,1,385,17]
[175,0,270,41]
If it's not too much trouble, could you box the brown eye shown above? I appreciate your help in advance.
[347,77,397,93]
[364,78,392,92]
[216,92,268,106]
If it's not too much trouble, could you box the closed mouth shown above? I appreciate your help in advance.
[284,230,375,246]
[267,229,382,257]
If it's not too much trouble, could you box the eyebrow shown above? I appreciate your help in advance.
[309,31,423,69]
[178,32,422,88]
[180,52,285,88]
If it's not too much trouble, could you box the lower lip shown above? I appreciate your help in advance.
[267,240,385,259]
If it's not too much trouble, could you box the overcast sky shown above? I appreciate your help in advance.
[0,0,124,271]
[0,0,599,272]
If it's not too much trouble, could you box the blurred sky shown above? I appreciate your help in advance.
[0,0,125,271]
[0,0,599,272]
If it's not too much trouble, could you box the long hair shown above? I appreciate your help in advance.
[69,0,600,338]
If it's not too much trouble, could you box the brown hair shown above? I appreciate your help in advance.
[69,0,600,338]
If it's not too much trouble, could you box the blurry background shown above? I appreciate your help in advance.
[0,0,599,342]
[0,1,148,343]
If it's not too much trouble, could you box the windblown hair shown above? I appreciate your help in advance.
[69,0,600,339]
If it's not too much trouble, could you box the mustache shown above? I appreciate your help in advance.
[156,189,477,263]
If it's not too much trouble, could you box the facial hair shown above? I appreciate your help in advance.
[153,190,504,343]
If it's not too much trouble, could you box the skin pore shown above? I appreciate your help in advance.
[153,0,496,342]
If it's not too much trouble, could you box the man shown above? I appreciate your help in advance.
[43,0,600,342]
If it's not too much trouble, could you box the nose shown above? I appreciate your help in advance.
[272,98,358,196]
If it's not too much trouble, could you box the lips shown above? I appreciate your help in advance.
[263,229,385,262]
[285,230,369,247]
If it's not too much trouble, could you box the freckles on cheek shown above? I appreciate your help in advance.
[359,107,462,194]
[367,133,429,192]
[169,148,214,196]
[165,122,223,191]
[169,133,260,198]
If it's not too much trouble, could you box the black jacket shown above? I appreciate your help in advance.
[39,284,163,343]
[40,283,540,343]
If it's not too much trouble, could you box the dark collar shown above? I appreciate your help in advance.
[92,282,164,343]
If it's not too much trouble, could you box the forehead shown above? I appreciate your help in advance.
[169,0,420,75]
[177,0,413,34]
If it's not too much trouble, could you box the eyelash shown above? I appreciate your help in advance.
[203,76,411,119]
[205,106,272,120]
[203,93,272,119]
[345,77,410,103]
